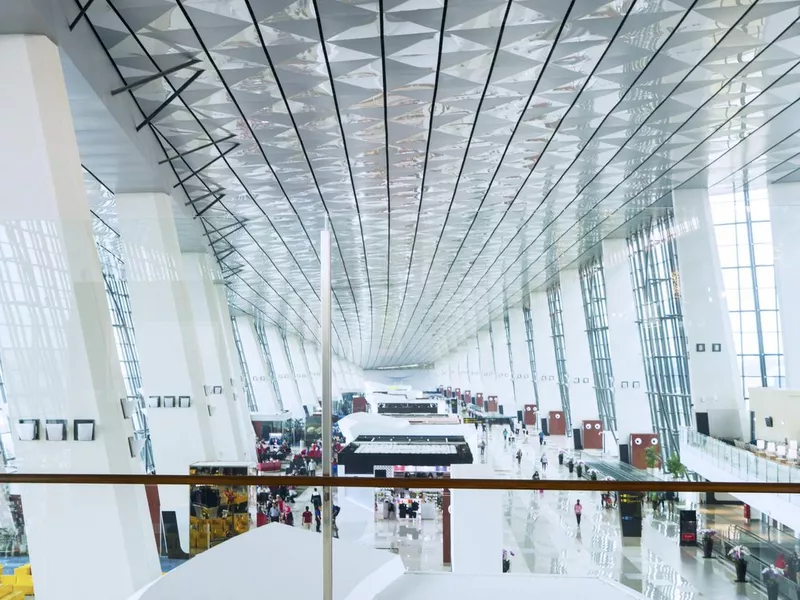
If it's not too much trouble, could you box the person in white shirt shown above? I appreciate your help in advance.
[308,458,317,474]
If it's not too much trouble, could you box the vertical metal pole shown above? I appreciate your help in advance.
[321,224,333,600]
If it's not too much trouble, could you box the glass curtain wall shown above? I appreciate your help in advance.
[547,283,573,434]
[709,183,785,397]
[503,309,518,410]
[627,214,692,459]
[0,361,14,466]
[281,333,306,415]
[98,246,155,473]
[579,257,618,443]
[230,316,258,412]
[521,302,540,409]
[254,320,284,411]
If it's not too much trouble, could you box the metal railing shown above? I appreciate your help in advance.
[681,428,800,505]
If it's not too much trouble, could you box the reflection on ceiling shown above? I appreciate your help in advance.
[75,0,800,367]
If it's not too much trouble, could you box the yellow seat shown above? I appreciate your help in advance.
[6,592,24,600]
[12,565,29,577]
[1,576,15,587]
[12,574,32,595]
[0,586,13,598]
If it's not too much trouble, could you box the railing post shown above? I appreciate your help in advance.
[321,224,333,600]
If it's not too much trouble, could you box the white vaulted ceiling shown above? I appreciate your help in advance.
[68,0,800,367]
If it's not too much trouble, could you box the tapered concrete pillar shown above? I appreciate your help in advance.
[0,34,160,600]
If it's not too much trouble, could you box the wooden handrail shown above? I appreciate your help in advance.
[0,473,797,493]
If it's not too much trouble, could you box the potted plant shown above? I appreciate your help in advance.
[567,457,574,474]
[576,460,585,478]
[665,453,687,479]
[699,529,716,558]
[728,545,750,582]
[762,565,784,600]
[502,549,514,573]
[558,449,565,465]
[644,446,660,471]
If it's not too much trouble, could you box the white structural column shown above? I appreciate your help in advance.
[457,350,469,392]
[213,296,256,462]
[0,35,160,600]
[490,318,516,415]
[117,192,217,553]
[450,464,502,574]
[263,326,304,416]
[561,270,599,426]
[287,334,315,411]
[767,182,800,388]
[234,314,281,414]
[673,188,745,438]
[181,252,247,460]
[602,239,652,442]
[508,305,534,408]
[467,337,484,397]
[305,342,323,402]
[477,330,497,403]
[530,291,561,415]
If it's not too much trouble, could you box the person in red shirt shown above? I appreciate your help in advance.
[301,506,313,530]
[574,499,583,527]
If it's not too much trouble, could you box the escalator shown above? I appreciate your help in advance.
[721,523,800,569]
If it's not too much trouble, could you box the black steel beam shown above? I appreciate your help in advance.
[208,222,246,241]
[69,0,97,30]
[184,189,224,206]
[112,58,201,96]
[135,70,203,131]
[160,134,236,165]
[174,143,240,187]
[195,195,226,218]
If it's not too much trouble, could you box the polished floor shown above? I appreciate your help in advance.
[336,429,770,600]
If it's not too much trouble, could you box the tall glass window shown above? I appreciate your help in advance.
[521,303,541,409]
[254,320,284,411]
[628,214,692,459]
[547,283,573,434]
[281,333,306,415]
[230,316,258,412]
[0,360,15,465]
[98,247,155,473]
[503,310,518,409]
[709,183,785,397]
[579,257,618,442]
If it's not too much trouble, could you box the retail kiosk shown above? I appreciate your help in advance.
[188,462,257,555]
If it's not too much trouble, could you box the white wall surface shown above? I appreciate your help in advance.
[508,305,536,409]
[491,317,517,415]
[602,239,653,442]
[531,291,561,415]
[234,315,281,413]
[673,188,745,439]
[560,270,598,427]
[768,182,800,388]
[450,464,503,575]
[749,387,800,441]
[263,326,304,416]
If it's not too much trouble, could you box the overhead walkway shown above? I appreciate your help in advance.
[680,428,800,531]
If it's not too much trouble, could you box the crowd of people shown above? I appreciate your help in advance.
[256,485,297,527]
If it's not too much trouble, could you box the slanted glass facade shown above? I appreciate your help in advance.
[627,214,692,459]
[521,303,540,409]
[547,283,572,434]
[579,257,617,443]
[709,183,784,398]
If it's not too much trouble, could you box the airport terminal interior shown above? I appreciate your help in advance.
[3,0,800,598]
